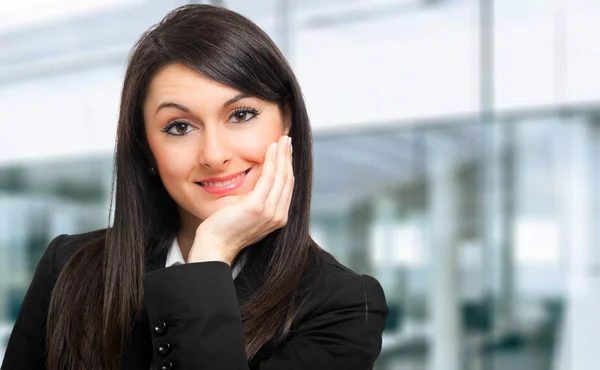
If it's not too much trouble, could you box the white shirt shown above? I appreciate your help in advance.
[165,237,246,280]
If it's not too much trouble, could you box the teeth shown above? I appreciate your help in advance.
[200,171,247,187]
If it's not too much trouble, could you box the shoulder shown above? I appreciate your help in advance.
[279,247,388,368]
[319,247,386,298]
[53,227,107,251]
[49,228,107,267]
[305,247,388,320]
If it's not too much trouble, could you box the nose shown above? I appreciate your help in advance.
[198,127,232,170]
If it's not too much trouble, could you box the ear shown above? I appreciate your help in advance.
[148,156,157,168]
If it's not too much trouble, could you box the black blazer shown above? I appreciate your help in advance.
[1,229,388,370]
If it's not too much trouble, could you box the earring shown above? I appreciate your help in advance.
[148,167,157,175]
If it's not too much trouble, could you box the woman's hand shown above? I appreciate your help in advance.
[188,135,294,265]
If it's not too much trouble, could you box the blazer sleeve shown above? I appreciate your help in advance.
[1,234,66,370]
[143,262,388,370]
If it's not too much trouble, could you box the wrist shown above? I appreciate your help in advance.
[189,233,235,266]
[188,251,232,266]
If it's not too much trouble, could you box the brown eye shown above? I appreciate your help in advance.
[162,120,194,136]
[229,107,260,124]
[174,122,188,134]
[234,111,250,122]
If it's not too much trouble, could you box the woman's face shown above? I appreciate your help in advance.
[143,63,288,225]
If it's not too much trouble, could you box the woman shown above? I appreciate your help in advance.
[1,4,388,370]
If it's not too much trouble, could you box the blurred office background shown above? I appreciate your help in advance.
[1,0,599,369]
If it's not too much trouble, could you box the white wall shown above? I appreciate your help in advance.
[0,66,122,164]
[0,0,598,162]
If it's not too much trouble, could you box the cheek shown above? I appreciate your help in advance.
[239,124,285,163]
[150,142,194,179]
[160,163,189,180]
[238,136,279,164]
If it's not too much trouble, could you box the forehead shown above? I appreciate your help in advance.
[144,63,241,108]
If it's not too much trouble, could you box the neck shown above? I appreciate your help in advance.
[176,231,195,263]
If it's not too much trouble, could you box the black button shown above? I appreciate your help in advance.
[157,341,172,356]
[153,320,167,336]
[160,360,174,370]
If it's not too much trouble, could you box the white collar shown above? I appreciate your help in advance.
[165,237,246,280]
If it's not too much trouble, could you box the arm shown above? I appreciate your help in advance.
[1,234,66,370]
[143,262,388,370]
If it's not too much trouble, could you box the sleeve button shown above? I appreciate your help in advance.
[157,340,172,356]
[153,320,168,335]
[160,359,174,370]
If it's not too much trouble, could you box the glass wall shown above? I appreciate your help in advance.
[309,110,600,369]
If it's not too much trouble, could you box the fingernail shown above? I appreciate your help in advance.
[271,143,278,152]
[287,136,292,146]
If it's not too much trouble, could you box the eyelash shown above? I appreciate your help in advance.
[160,106,261,136]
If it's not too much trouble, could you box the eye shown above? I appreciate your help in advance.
[229,107,260,124]
[161,120,195,136]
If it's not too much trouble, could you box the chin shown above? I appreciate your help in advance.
[197,195,242,217]
[216,193,243,203]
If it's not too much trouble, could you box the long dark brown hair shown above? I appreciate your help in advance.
[45,4,324,369]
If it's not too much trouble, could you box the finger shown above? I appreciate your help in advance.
[263,136,290,216]
[246,141,277,206]
[274,142,294,226]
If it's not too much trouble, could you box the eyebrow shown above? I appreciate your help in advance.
[154,102,190,116]
[154,93,251,116]
[222,93,251,108]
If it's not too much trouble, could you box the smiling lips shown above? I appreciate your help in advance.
[196,168,251,194]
